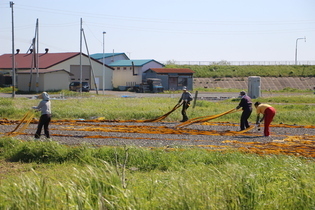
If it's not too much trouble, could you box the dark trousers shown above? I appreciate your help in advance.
[35,114,51,139]
[181,102,190,121]
[240,109,252,130]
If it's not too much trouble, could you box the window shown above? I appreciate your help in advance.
[178,77,188,87]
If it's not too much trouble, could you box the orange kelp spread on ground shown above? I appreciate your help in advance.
[1,117,315,158]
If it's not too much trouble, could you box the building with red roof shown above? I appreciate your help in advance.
[0,51,113,92]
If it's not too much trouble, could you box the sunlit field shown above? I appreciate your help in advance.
[0,92,315,209]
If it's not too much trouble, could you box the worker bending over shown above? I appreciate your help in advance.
[254,102,276,137]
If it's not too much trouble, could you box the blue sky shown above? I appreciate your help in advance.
[0,0,314,63]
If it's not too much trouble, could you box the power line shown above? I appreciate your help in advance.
[15,4,315,26]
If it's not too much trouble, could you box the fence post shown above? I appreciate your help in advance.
[193,91,198,109]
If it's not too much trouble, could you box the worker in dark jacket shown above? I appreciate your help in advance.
[236,91,252,131]
[178,86,193,122]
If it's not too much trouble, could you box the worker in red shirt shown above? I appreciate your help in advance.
[254,102,276,137]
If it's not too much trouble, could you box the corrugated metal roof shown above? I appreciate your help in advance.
[0,52,80,69]
[90,53,128,60]
[109,59,163,67]
[148,68,195,74]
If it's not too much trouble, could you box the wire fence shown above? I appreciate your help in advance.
[162,60,315,66]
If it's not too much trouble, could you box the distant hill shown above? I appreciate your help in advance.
[165,64,315,78]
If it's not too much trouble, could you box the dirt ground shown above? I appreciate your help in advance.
[1,118,315,157]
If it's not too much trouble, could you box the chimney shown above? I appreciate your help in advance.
[15,49,20,54]
[45,48,49,54]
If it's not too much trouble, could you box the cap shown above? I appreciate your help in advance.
[240,91,246,95]
[183,86,187,90]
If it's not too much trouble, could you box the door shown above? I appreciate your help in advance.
[70,65,91,82]
[169,77,178,90]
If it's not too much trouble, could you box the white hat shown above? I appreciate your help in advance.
[38,92,50,100]
[183,86,187,90]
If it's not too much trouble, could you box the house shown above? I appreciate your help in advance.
[91,52,129,65]
[17,69,73,92]
[0,51,114,91]
[143,68,195,90]
[109,59,164,90]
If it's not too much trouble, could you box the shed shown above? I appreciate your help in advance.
[17,69,73,92]
[144,68,195,90]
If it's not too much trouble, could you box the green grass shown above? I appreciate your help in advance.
[0,138,314,209]
[165,64,315,78]
[1,93,315,125]
[1,93,315,209]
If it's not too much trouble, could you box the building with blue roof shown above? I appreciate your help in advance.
[108,59,164,89]
[91,53,129,65]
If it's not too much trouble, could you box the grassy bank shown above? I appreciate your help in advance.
[0,138,314,209]
[165,64,315,78]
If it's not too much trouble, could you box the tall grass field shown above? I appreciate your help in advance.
[1,93,315,125]
[0,93,315,209]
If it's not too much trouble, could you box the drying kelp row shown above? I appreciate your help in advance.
[1,105,315,158]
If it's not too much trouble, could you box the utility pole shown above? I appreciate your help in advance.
[80,18,83,94]
[82,29,98,94]
[35,19,39,93]
[102,31,106,94]
[10,1,15,98]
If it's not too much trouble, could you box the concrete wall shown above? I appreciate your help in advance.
[194,77,315,91]
[17,71,70,92]
[112,66,142,87]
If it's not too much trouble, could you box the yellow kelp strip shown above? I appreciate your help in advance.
[133,102,183,123]
[4,111,35,137]
[237,125,256,134]
[176,108,238,129]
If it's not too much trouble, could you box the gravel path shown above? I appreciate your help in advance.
[1,119,315,150]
